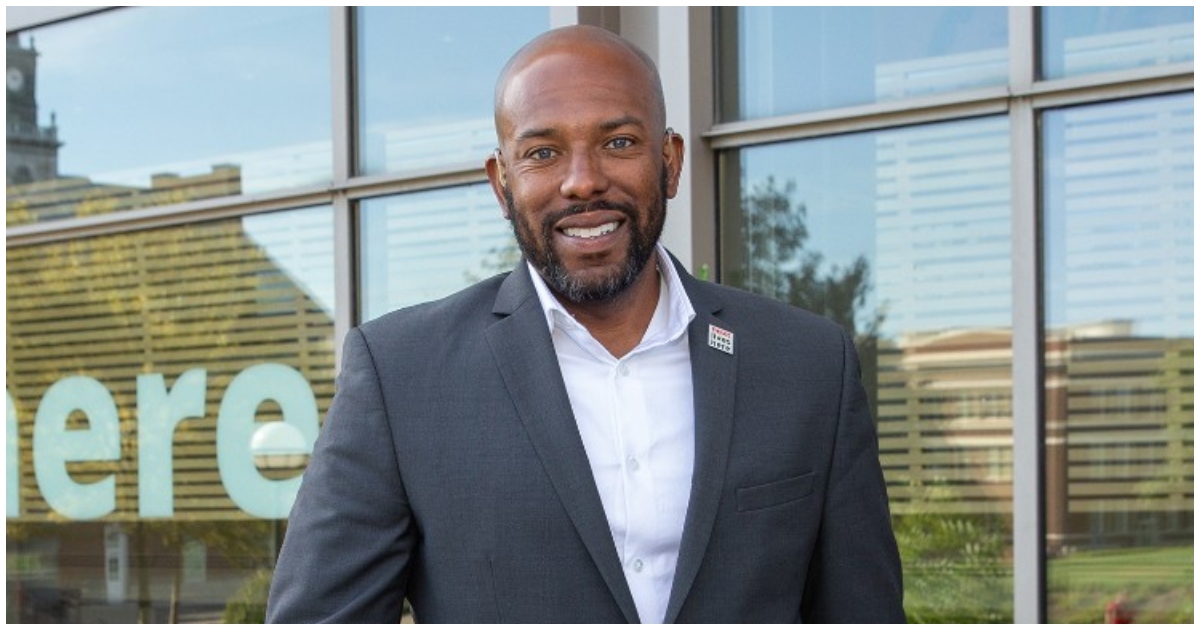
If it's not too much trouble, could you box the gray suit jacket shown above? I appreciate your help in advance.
[266,253,904,623]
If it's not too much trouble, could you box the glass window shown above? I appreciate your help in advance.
[716,7,1008,121]
[355,7,550,176]
[5,7,331,227]
[358,184,514,321]
[720,117,1014,622]
[1041,7,1194,80]
[1042,93,1193,623]
[6,206,335,623]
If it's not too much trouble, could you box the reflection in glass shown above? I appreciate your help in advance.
[359,184,514,321]
[355,7,548,175]
[720,117,1014,621]
[6,207,335,622]
[716,6,1007,121]
[1042,94,1194,623]
[5,7,331,227]
[1041,7,1194,80]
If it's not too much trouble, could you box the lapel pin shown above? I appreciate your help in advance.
[708,324,734,355]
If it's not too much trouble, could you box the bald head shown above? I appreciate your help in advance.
[493,25,667,141]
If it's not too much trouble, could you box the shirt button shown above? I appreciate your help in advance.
[619,364,630,376]
[627,457,640,472]
[632,558,644,573]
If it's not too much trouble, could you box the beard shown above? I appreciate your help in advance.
[504,168,668,304]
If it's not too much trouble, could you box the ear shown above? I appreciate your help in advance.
[662,129,685,199]
[485,149,511,220]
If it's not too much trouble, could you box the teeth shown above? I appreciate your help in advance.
[563,222,618,239]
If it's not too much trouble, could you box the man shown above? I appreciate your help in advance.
[267,25,903,623]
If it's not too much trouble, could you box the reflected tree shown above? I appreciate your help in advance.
[726,176,885,414]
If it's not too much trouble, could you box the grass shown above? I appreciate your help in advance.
[1047,544,1193,624]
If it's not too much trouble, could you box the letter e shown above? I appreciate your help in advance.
[217,364,318,519]
[33,377,121,520]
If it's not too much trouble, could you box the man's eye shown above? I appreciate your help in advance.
[529,148,555,160]
[606,137,633,149]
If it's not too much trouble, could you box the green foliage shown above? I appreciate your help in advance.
[893,511,1013,623]
[222,568,274,624]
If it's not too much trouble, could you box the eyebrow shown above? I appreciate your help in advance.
[599,115,646,132]
[514,116,648,142]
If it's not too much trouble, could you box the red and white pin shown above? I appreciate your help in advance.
[708,324,734,355]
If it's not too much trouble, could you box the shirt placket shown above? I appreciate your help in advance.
[612,354,662,619]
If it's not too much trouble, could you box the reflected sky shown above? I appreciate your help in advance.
[242,206,335,316]
[16,7,330,191]
[733,117,1012,340]
[356,7,548,175]
[1041,6,1194,79]
[359,183,513,321]
[728,6,1007,119]
[1043,93,1194,338]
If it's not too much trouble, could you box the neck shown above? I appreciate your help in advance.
[555,251,662,359]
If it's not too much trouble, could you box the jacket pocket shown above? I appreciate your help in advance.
[736,471,815,512]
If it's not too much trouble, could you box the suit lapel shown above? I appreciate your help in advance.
[485,264,640,623]
[664,258,738,623]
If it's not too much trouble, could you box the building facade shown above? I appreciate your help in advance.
[5,6,1193,623]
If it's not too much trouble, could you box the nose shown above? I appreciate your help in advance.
[559,149,609,200]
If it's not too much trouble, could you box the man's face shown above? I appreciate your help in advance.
[488,42,683,305]
[502,169,667,303]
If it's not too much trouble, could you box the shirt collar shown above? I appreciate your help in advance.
[527,242,696,347]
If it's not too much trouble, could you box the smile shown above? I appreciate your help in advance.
[562,221,619,239]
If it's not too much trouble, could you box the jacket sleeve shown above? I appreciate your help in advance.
[801,329,906,622]
[266,327,416,623]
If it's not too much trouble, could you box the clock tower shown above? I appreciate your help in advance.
[7,33,61,185]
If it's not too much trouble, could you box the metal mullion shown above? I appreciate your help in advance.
[549,6,583,28]
[1009,6,1043,624]
[341,164,488,203]
[331,6,354,185]
[332,191,354,367]
[650,6,716,275]
[704,87,1011,150]
[1027,65,1194,111]
[1010,95,1044,625]
[5,6,115,33]
[705,70,1191,156]
[4,159,499,248]
[5,186,335,247]
[330,6,356,367]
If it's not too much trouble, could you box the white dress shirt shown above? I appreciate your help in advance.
[528,244,696,624]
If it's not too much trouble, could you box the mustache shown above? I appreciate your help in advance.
[543,199,638,227]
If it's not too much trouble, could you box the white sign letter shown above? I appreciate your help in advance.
[137,369,206,517]
[217,364,318,518]
[33,377,121,520]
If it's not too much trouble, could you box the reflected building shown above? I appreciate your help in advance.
[1043,86,1193,554]
[1045,322,1193,553]
[871,33,1193,554]
[7,204,336,623]
[5,35,245,226]
[362,117,495,173]
[876,328,1015,514]
[872,46,1016,518]
[6,35,60,186]
[6,40,335,622]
